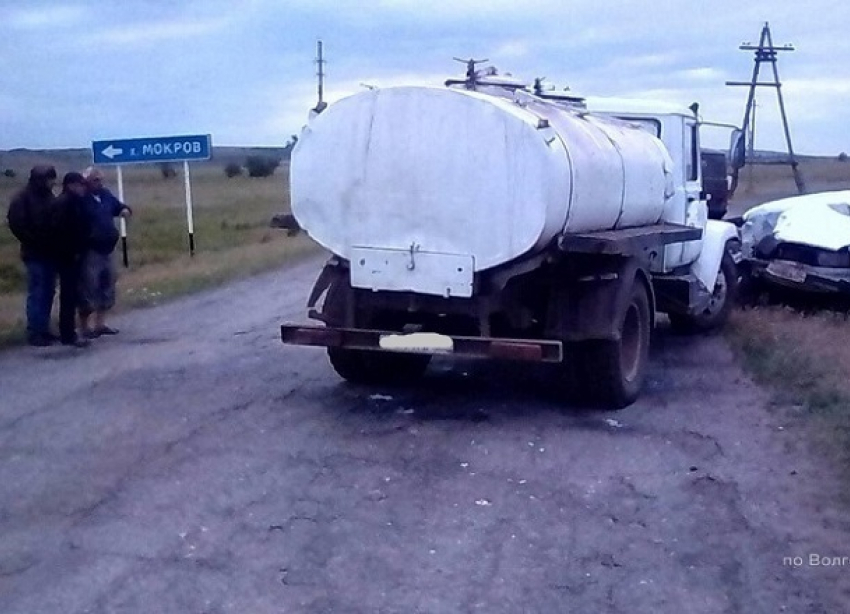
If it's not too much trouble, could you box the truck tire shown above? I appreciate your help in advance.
[321,277,350,327]
[322,279,431,385]
[576,279,651,409]
[328,347,431,386]
[669,251,737,333]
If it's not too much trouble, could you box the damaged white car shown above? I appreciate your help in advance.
[739,191,850,294]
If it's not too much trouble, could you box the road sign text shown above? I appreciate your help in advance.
[92,134,212,165]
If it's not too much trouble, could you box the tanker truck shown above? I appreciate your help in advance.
[280,66,741,408]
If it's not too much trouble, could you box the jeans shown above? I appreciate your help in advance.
[57,260,81,342]
[24,259,57,340]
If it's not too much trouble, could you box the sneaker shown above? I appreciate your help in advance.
[82,329,99,339]
[94,325,119,336]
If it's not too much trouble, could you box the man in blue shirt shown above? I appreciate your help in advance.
[79,167,132,338]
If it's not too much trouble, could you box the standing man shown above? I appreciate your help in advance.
[6,165,59,346]
[53,172,92,347]
[79,166,132,338]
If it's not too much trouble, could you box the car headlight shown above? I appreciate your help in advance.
[815,250,850,268]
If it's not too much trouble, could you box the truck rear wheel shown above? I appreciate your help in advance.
[322,280,431,385]
[669,251,737,333]
[328,347,431,386]
[576,280,651,409]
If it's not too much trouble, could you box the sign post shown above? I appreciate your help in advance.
[116,165,128,267]
[91,134,212,262]
[183,160,195,256]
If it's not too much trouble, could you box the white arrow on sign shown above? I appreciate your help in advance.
[101,144,123,159]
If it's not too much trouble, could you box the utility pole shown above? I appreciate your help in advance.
[313,40,328,114]
[748,99,757,161]
[748,99,757,186]
[727,22,805,194]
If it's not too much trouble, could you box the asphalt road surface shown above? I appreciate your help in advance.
[1,255,848,613]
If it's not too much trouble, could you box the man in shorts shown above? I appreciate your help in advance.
[79,167,132,338]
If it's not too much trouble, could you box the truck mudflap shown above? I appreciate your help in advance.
[281,324,563,363]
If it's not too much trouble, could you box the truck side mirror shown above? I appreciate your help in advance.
[729,129,746,170]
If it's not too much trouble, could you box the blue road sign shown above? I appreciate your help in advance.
[92,134,212,165]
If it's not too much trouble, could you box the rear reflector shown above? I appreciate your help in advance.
[489,341,544,361]
[282,327,342,346]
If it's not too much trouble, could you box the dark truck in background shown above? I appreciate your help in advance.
[701,150,732,220]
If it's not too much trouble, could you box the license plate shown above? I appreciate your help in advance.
[379,332,454,354]
[767,261,807,283]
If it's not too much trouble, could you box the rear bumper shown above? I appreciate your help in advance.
[281,324,564,363]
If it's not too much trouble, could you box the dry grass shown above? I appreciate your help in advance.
[0,159,319,345]
[729,308,850,413]
[737,157,850,193]
[728,308,850,470]
[729,157,850,214]
[0,236,319,345]
[118,235,318,306]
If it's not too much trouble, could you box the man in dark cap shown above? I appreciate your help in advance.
[52,172,92,347]
[6,165,59,346]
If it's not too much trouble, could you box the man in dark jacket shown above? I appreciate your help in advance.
[79,166,132,338]
[53,172,92,347]
[6,165,59,346]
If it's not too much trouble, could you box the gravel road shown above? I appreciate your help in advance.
[1,255,848,613]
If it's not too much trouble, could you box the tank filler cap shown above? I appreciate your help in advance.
[532,77,587,107]
[445,58,527,91]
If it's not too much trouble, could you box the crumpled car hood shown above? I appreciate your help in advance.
[742,190,850,253]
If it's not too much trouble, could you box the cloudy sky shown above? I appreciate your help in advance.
[1,0,848,154]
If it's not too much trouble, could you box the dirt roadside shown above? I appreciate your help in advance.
[0,255,848,613]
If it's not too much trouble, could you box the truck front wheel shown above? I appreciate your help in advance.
[576,280,651,409]
[669,251,737,333]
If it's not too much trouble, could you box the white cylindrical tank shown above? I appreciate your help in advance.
[291,86,673,272]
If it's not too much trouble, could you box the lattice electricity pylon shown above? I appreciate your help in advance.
[726,22,806,194]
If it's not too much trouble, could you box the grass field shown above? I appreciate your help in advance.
[0,158,319,344]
